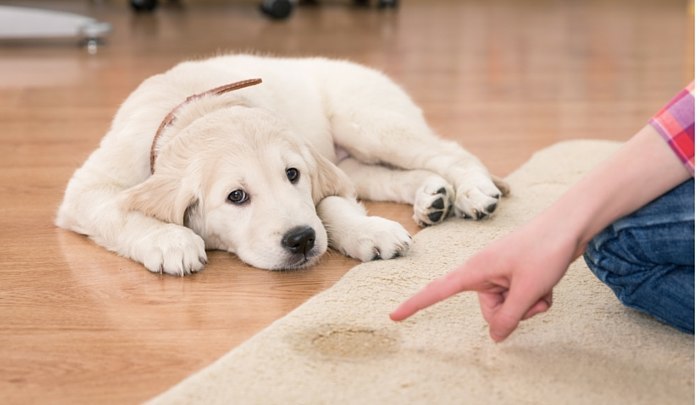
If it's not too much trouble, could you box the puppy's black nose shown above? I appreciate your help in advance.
[282,226,316,255]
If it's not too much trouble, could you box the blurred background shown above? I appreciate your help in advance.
[1,0,694,174]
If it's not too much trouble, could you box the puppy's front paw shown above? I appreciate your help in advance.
[134,224,207,276]
[335,217,412,262]
[413,176,454,227]
[453,176,504,221]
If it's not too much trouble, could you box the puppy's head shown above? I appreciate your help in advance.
[122,107,353,270]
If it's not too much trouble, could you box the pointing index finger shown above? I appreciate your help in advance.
[390,263,484,321]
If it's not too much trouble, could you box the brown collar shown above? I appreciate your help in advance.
[149,78,263,174]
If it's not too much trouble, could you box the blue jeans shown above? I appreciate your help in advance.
[584,179,695,334]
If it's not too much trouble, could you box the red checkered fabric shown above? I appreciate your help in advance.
[649,82,695,175]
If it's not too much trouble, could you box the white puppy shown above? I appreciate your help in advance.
[56,54,508,275]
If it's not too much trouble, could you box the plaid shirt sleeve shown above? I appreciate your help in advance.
[649,81,695,175]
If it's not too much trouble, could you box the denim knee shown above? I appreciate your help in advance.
[583,180,695,334]
[585,230,694,334]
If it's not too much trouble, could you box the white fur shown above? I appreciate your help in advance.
[56,54,508,275]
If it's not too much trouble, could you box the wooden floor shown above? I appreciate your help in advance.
[0,0,693,403]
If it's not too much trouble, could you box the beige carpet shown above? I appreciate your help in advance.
[149,140,694,405]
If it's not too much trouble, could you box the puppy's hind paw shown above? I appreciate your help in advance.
[453,181,502,221]
[413,177,454,227]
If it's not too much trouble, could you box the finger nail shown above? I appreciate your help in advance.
[490,330,506,343]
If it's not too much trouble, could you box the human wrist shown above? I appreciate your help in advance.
[532,189,599,260]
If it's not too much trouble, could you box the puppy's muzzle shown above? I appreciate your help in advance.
[282,226,316,255]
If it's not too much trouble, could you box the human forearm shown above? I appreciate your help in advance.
[539,125,692,257]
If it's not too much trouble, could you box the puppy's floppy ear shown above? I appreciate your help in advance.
[120,173,200,226]
[304,147,356,204]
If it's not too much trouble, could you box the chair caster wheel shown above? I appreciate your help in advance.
[378,0,399,8]
[260,0,293,20]
[130,0,158,12]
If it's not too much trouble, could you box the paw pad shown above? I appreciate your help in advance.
[413,182,454,227]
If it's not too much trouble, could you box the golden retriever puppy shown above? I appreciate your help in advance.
[56,54,508,275]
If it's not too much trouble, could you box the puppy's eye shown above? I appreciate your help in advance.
[227,189,249,205]
[286,168,299,184]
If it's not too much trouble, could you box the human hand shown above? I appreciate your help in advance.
[390,219,578,342]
